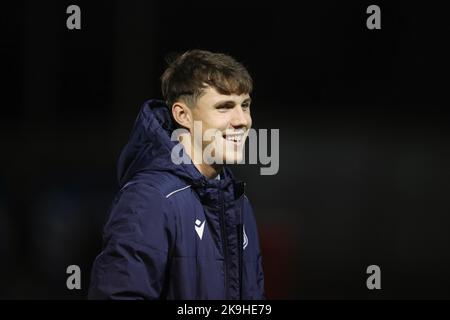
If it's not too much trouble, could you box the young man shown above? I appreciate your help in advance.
[88,50,265,299]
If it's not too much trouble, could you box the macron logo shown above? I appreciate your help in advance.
[195,219,206,240]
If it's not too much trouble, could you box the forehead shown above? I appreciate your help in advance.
[198,86,250,105]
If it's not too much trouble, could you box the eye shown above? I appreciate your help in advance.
[242,102,251,110]
[216,104,233,111]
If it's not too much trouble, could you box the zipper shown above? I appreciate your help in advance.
[219,190,230,299]
[237,222,243,299]
[238,184,246,299]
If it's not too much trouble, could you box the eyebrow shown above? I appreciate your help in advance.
[213,98,252,108]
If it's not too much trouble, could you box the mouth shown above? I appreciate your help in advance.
[222,130,245,144]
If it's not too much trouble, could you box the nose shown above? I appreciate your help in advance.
[230,105,250,129]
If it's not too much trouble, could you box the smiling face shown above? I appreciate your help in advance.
[172,85,252,177]
[162,50,254,178]
[190,86,252,165]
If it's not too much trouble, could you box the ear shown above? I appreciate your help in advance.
[172,102,193,131]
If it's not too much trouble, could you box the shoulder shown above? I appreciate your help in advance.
[104,179,179,247]
[119,171,192,200]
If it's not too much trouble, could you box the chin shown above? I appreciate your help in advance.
[224,151,244,164]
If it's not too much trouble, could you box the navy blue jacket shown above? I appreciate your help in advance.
[88,100,265,300]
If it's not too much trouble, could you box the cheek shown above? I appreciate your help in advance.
[246,114,252,128]
[205,113,227,128]
[211,118,231,133]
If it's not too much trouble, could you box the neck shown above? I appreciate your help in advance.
[179,135,223,179]
[195,162,222,180]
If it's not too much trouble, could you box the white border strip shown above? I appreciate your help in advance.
[165,185,191,198]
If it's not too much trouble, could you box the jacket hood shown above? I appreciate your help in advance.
[117,99,241,194]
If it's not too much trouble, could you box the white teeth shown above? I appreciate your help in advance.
[223,130,245,143]
[225,135,243,142]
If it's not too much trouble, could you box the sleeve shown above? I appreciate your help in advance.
[88,183,175,300]
[256,250,266,299]
[244,196,266,300]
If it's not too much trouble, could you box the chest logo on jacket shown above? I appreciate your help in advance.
[195,219,206,240]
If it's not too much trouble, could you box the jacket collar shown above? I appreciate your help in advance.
[117,99,246,203]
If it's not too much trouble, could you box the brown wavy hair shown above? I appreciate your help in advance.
[161,49,253,108]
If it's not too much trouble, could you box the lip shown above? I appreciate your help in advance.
[222,131,245,144]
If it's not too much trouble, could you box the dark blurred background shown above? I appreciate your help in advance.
[1,0,450,299]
